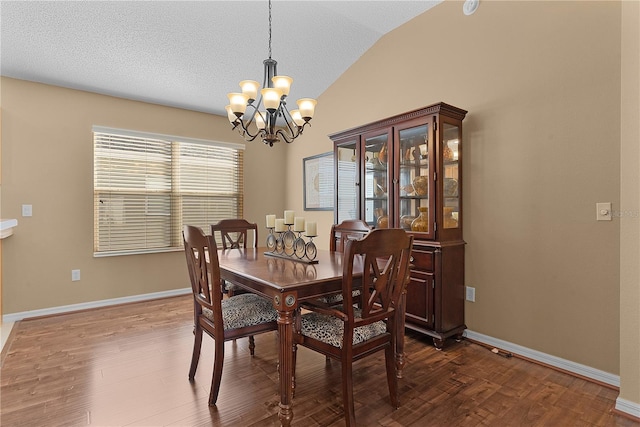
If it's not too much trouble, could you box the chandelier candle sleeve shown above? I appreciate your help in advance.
[284,210,295,224]
[275,219,286,232]
[293,217,305,232]
[305,221,317,237]
[240,80,260,101]
[266,214,276,228]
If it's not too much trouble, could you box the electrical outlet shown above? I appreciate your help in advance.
[71,269,81,281]
[22,204,33,217]
[466,286,476,302]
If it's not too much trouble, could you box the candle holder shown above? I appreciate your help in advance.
[265,224,318,264]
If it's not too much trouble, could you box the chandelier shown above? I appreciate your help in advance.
[225,0,317,147]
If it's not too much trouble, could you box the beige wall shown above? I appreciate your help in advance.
[620,0,640,406]
[0,77,285,313]
[1,0,638,411]
[286,1,625,377]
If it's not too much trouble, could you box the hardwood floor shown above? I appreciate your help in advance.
[1,295,637,427]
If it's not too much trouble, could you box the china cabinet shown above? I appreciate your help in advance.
[330,102,467,349]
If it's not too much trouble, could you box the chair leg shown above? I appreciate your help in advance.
[292,343,297,398]
[209,337,225,406]
[341,355,356,427]
[189,325,203,380]
[249,335,256,356]
[384,343,399,408]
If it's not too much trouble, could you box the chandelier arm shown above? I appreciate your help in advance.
[275,128,296,144]
[275,122,309,144]
[233,119,262,142]
[277,103,302,138]
[242,101,260,127]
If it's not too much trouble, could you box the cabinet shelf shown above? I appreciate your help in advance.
[400,195,428,200]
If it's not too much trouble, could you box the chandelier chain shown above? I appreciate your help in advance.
[268,0,272,59]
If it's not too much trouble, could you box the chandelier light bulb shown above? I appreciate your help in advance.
[272,75,293,97]
[261,88,283,111]
[239,80,260,101]
[227,93,249,116]
[255,112,267,130]
[297,98,317,120]
[225,105,238,123]
[290,110,305,127]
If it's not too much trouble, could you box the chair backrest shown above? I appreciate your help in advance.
[329,219,372,252]
[341,228,413,323]
[211,219,258,249]
[183,225,223,324]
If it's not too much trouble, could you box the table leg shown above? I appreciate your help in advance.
[277,308,295,426]
[395,289,407,379]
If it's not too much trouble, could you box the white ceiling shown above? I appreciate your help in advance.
[1,1,441,116]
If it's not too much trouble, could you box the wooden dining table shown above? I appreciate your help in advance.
[217,247,407,427]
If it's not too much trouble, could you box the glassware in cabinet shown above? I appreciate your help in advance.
[363,131,390,229]
[442,122,461,229]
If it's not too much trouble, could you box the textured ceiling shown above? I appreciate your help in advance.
[1,1,441,116]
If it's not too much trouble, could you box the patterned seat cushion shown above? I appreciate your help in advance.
[202,293,278,330]
[316,289,361,305]
[222,279,238,292]
[300,307,387,348]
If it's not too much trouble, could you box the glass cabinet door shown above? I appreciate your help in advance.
[363,131,390,229]
[335,140,359,224]
[397,123,430,234]
[442,122,461,229]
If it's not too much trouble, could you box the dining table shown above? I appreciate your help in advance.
[217,247,407,427]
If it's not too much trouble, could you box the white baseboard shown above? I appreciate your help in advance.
[615,397,640,419]
[464,330,620,387]
[2,288,191,323]
[1,321,16,353]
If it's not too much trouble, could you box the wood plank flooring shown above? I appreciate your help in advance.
[1,295,637,426]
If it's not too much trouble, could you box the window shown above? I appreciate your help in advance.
[93,126,244,256]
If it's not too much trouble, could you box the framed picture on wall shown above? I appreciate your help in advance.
[303,152,334,211]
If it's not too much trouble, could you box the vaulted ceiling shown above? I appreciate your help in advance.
[1,1,441,115]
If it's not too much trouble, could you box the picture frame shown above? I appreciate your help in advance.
[303,151,334,211]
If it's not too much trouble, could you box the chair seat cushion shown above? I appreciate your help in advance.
[222,279,238,292]
[202,293,278,330]
[316,289,361,305]
[300,308,387,348]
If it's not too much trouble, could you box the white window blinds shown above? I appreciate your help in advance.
[93,127,244,256]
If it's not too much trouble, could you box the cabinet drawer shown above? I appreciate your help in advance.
[411,249,434,271]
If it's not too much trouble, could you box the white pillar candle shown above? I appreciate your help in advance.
[293,217,305,232]
[305,221,317,236]
[284,210,295,224]
[275,218,286,232]
[266,214,276,228]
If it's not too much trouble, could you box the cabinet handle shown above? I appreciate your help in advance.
[410,256,414,262]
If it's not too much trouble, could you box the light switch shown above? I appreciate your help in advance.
[22,204,33,217]
[596,202,612,221]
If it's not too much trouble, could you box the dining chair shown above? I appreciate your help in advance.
[183,225,278,406]
[329,219,372,252]
[319,219,372,305]
[211,219,258,297]
[294,228,413,426]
